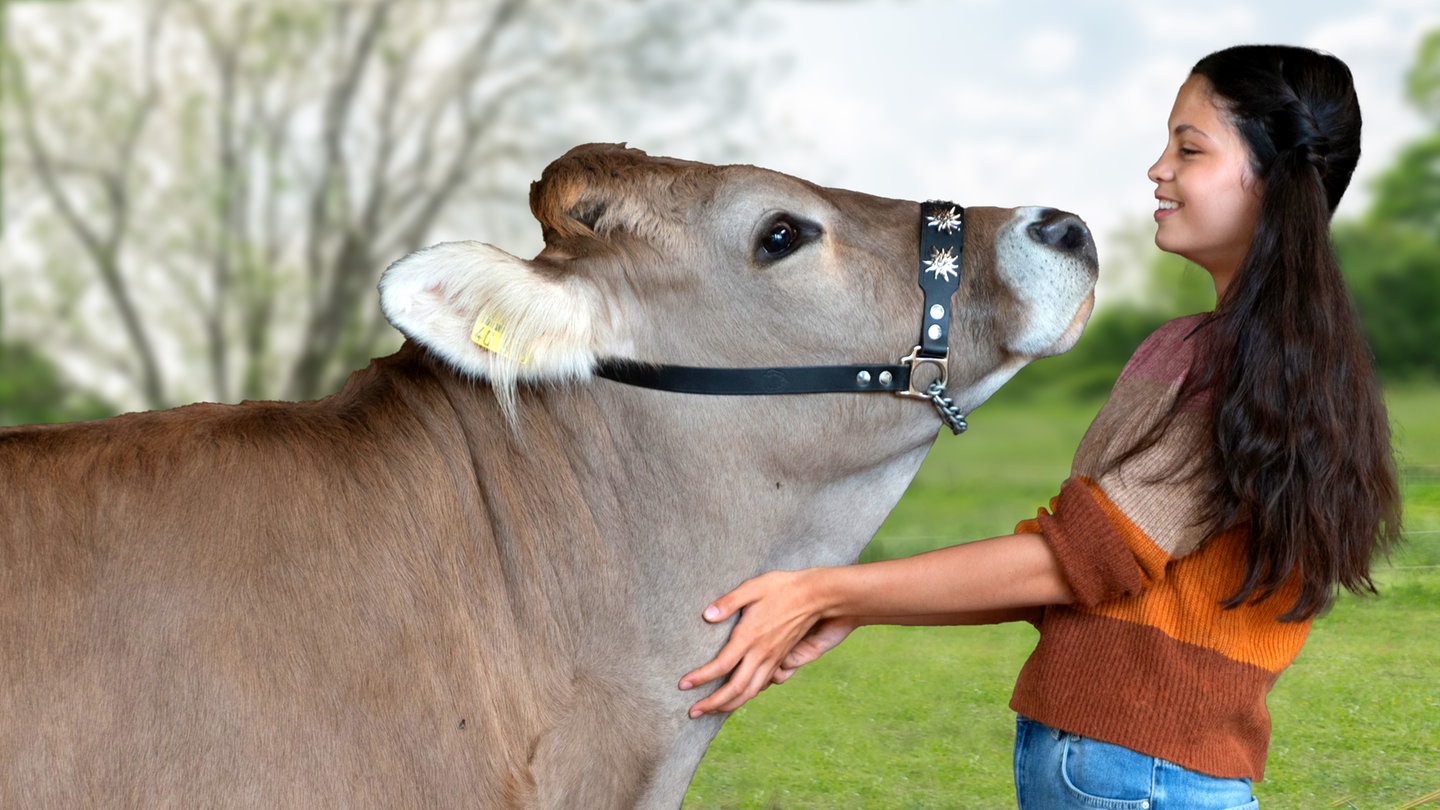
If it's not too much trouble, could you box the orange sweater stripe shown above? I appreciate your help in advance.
[1073,480,1310,672]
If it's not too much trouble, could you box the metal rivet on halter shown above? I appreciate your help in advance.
[929,304,945,320]
[856,370,872,386]
[878,371,893,387]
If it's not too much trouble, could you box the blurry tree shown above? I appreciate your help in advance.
[1,0,762,412]
[1336,224,1440,380]
[1365,29,1440,235]
[1336,27,1440,381]
[1405,28,1440,122]
[0,341,114,425]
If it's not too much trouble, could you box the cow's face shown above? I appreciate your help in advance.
[380,144,1096,420]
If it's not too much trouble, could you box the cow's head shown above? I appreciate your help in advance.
[379,143,1096,424]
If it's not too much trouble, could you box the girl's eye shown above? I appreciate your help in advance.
[1178,146,1200,157]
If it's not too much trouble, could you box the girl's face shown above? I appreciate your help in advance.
[1147,74,1262,296]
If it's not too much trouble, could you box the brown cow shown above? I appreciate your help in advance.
[0,144,1096,808]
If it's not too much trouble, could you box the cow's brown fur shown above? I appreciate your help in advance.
[2,144,1096,808]
[1,348,661,806]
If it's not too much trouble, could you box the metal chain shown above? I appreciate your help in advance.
[926,380,968,435]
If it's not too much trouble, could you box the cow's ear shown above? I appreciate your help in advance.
[379,241,624,405]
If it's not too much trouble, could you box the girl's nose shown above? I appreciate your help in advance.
[1148,153,1171,183]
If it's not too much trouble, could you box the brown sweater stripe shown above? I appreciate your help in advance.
[1011,610,1278,780]
[1029,479,1143,607]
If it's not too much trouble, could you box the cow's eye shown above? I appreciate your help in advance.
[763,221,798,255]
[755,215,818,262]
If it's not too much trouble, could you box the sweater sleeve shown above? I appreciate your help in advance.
[1018,477,1175,607]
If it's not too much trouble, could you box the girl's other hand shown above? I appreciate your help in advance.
[771,617,859,685]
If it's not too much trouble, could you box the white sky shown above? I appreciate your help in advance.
[692,0,1440,304]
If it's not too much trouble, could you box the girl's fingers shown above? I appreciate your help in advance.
[679,580,771,690]
[694,655,775,716]
[702,596,735,623]
[701,573,776,624]
[686,638,792,716]
[681,574,788,690]
[678,640,743,691]
[687,667,749,716]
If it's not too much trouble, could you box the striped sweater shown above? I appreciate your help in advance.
[1009,314,1309,781]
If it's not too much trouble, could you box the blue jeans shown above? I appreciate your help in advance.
[1014,716,1259,809]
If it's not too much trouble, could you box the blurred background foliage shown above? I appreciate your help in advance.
[2,0,766,423]
[0,342,114,424]
[1,6,1437,425]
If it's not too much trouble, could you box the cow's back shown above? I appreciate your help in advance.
[0,356,659,808]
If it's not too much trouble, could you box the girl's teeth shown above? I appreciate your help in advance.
[1158,200,1179,210]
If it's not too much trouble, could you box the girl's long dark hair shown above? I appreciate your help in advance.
[1128,45,1402,621]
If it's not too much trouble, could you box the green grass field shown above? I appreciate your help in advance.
[683,380,1440,809]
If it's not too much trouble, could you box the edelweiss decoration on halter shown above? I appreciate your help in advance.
[923,205,963,281]
[594,200,971,435]
[924,248,959,283]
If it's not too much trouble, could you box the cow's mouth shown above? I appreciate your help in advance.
[1043,290,1096,358]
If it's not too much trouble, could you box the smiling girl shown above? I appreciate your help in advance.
[678,45,1401,808]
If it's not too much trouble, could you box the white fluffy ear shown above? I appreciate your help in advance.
[379,241,623,407]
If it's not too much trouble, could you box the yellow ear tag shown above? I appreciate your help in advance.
[470,314,529,364]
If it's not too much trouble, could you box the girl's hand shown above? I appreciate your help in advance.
[678,568,838,717]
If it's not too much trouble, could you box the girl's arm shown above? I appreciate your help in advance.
[848,607,1047,627]
[679,532,1071,717]
[762,606,1044,688]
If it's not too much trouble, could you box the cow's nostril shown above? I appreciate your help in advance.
[1028,209,1093,254]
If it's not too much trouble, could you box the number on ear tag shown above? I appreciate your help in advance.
[471,314,529,364]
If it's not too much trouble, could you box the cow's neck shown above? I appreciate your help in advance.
[407,354,938,652]
[574,381,939,804]
[396,352,940,804]
[572,380,939,653]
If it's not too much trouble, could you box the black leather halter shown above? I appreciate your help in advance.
[594,201,970,434]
